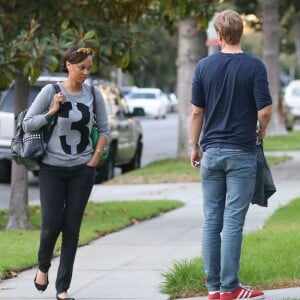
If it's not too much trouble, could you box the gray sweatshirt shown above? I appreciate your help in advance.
[23,83,109,167]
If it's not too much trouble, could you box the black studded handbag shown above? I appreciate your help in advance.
[11,84,59,170]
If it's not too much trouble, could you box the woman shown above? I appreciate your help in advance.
[23,46,109,300]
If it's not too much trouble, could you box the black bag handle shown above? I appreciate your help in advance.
[43,84,60,143]
[91,85,96,116]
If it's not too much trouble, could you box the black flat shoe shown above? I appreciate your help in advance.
[34,271,49,292]
[56,295,75,300]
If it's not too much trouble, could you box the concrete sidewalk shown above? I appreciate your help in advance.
[0,152,300,299]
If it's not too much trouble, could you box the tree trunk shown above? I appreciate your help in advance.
[261,0,286,135]
[293,18,300,73]
[176,18,207,158]
[6,72,32,230]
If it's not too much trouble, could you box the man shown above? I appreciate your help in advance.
[189,10,272,300]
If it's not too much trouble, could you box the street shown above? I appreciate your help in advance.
[0,113,179,209]
[140,113,178,166]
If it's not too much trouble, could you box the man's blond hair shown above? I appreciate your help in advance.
[213,10,243,45]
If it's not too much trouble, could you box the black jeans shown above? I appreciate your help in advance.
[38,163,95,293]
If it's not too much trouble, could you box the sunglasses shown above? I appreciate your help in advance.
[73,48,93,55]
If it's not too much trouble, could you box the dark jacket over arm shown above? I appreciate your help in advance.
[252,144,276,207]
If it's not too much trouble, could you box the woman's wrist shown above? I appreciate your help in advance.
[45,113,54,121]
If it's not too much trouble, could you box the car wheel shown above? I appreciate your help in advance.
[285,113,295,131]
[0,160,11,183]
[32,170,39,177]
[94,145,116,184]
[121,139,143,173]
[286,124,293,131]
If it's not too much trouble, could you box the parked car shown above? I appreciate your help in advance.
[284,80,300,120]
[95,81,143,182]
[161,92,172,113]
[282,101,295,131]
[166,93,178,112]
[120,86,138,98]
[0,77,143,184]
[126,87,168,119]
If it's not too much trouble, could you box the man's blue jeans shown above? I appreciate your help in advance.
[200,148,257,293]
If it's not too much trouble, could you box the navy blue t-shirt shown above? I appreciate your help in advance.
[191,52,272,153]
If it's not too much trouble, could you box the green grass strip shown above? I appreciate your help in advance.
[264,130,300,151]
[0,199,183,279]
[160,197,300,299]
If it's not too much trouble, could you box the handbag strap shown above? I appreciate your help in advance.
[44,84,60,143]
[91,85,96,116]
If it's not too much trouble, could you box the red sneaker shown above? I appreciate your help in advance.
[208,291,220,300]
[220,285,264,300]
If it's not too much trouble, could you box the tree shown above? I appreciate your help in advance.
[0,0,154,230]
[0,5,62,230]
[130,22,178,91]
[279,1,300,77]
[260,0,286,135]
[176,19,207,157]
[156,0,218,157]
[0,0,218,229]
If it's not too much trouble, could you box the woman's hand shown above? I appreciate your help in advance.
[86,158,99,167]
[50,92,65,114]
[86,149,103,167]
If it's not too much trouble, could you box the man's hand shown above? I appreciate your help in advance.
[258,104,272,140]
[190,148,202,168]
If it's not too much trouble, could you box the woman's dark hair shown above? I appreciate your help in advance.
[62,46,93,73]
